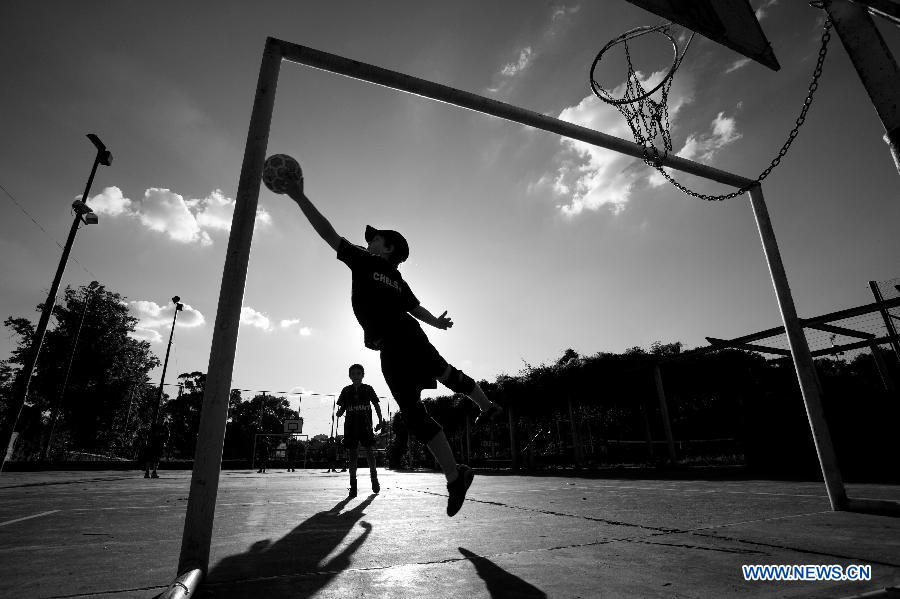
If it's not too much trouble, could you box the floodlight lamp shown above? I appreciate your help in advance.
[172,296,181,304]
[87,134,112,166]
[176,303,184,311]
[72,199,98,224]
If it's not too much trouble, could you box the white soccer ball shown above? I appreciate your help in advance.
[262,154,302,194]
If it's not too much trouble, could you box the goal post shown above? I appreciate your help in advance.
[173,35,867,585]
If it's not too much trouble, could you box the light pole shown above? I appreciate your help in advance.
[145,296,184,478]
[1,134,111,473]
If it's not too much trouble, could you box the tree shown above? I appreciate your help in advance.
[223,391,298,461]
[161,372,205,459]
[1,283,160,460]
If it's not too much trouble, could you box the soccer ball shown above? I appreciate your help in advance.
[262,154,302,194]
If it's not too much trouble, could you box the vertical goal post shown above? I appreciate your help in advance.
[171,35,897,587]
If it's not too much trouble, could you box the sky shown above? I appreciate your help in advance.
[2,1,899,439]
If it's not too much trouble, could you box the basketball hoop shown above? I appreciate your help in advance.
[589,23,695,167]
[590,12,833,202]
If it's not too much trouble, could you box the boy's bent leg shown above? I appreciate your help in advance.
[438,365,502,420]
[423,426,476,517]
[425,430,459,483]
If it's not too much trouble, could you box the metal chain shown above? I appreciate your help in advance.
[649,18,832,201]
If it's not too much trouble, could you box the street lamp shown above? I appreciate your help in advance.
[1,134,111,473]
[145,296,184,478]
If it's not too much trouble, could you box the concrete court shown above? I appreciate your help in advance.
[0,469,899,598]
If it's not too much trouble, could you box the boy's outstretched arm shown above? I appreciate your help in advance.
[410,305,453,330]
[285,178,341,251]
[373,402,384,426]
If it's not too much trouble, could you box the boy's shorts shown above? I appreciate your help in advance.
[343,416,375,448]
[380,327,448,442]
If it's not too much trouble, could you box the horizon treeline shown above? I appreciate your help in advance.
[2,282,897,482]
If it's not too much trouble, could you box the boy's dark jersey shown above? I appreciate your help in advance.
[336,238,422,350]
[337,383,380,424]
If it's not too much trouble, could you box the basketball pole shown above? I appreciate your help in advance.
[824,0,900,177]
[173,37,281,583]
[746,185,848,511]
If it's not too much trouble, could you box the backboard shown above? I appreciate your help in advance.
[625,0,780,70]
[284,418,304,434]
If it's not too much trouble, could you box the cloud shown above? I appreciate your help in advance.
[126,299,205,343]
[754,0,779,20]
[537,69,694,216]
[725,57,752,74]
[137,188,211,245]
[85,186,131,216]
[280,319,313,336]
[500,47,534,77]
[647,111,743,186]
[241,306,273,332]
[487,4,580,94]
[86,187,271,246]
[130,327,162,344]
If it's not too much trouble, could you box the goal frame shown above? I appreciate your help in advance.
[173,36,891,583]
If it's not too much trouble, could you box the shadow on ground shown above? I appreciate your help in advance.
[459,547,547,598]
[198,494,375,597]
[193,495,546,598]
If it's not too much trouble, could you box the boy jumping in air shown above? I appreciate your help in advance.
[284,172,502,516]
[336,363,384,497]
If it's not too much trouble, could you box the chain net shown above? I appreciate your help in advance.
[591,17,833,201]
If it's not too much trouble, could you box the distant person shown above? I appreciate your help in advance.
[325,424,346,473]
[143,426,163,479]
[336,364,384,497]
[285,173,503,516]
[257,436,270,474]
[286,436,299,472]
[387,412,409,470]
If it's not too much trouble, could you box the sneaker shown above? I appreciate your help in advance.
[371,475,380,494]
[475,404,503,426]
[446,465,475,517]
[151,472,159,479]
[144,471,150,479]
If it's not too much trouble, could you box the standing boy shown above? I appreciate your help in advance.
[336,364,384,497]
[284,172,502,516]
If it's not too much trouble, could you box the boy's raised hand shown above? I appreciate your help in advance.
[436,310,454,330]
[284,172,304,199]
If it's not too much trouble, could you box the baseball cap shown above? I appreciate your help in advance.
[365,225,409,264]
